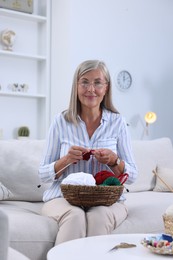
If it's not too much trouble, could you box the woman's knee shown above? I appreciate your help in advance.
[42,198,86,226]
[64,206,86,225]
[86,203,128,236]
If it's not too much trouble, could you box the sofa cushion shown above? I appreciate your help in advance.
[0,140,49,201]
[125,138,173,192]
[112,191,173,234]
[0,182,13,200]
[153,167,173,192]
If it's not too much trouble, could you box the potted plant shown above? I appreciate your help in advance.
[17,126,30,140]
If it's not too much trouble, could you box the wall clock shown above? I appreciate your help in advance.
[116,70,132,91]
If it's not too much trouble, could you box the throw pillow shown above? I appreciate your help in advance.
[0,140,49,201]
[0,182,13,200]
[125,137,173,192]
[153,167,173,192]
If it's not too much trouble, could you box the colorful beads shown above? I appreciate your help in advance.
[142,234,173,249]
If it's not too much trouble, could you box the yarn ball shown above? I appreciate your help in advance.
[82,150,95,161]
[94,171,116,185]
[82,151,91,161]
[101,176,121,186]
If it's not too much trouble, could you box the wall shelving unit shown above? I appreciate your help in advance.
[0,0,51,139]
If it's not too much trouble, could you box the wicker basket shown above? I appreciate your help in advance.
[163,214,173,236]
[60,184,124,208]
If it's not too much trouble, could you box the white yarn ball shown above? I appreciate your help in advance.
[165,205,173,216]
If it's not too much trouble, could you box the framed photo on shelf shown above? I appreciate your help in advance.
[0,0,33,14]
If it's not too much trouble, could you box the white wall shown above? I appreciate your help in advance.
[50,0,173,141]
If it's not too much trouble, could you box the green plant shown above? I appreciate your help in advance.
[18,126,30,137]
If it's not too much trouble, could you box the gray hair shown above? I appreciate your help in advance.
[64,60,119,124]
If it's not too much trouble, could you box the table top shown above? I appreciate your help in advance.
[47,233,171,260]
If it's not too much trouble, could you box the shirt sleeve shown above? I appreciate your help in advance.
[38,116,60,183]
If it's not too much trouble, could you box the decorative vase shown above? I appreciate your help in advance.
[1,29,16,51]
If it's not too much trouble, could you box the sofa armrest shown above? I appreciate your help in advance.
[0,209,9,260]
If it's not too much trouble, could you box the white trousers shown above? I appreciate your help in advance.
[42,198,128,245]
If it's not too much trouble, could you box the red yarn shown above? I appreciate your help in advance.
[82,150,95,161]
[94,171,115,185]
[94,171,129,185]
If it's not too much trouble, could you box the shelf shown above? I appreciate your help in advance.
[0,50,46,61]
[0,0,50,139]
[0,8,46,23]
[0,91,46,99]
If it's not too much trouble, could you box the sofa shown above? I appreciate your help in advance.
[0,209,30,260]
[0,137,173,260]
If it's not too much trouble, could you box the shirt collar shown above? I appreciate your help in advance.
[77,108,109,123]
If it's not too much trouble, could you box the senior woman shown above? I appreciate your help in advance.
[39,60,138,245]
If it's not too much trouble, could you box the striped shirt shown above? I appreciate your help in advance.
[39,108,138,202]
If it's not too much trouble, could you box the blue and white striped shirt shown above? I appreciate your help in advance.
[39,109,138,202]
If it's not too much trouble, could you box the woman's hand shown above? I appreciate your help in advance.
[66,146,90,164]
[91,149,117,165]
[54,146,90,179]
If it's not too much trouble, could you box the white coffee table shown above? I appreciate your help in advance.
[47,233,170,260]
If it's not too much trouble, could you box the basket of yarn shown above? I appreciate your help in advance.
[163,205,173,236]
[61,171,128,208]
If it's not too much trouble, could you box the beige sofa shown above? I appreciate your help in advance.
[0,137,173,260]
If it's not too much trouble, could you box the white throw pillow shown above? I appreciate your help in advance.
[153,167,173,192]
[0,182,13,200]
[0,140,49,201]
[125,138,173,192]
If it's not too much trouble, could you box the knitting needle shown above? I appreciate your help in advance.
[153,170,173,192]
[55,162,73,175]
[55,151,89,175]
[38,152,91,188]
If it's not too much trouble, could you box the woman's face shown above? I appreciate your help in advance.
[77,69,108,110]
